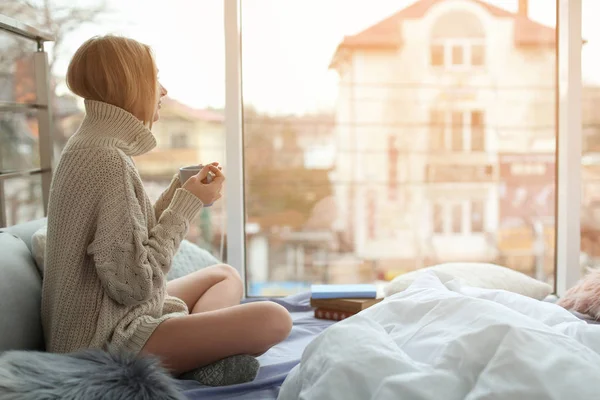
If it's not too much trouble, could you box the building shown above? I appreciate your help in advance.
[133,98,225,179]
[329,0,560,280]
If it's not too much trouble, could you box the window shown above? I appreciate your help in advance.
[471,111,485,151]
[451,45,464,65]
[471,200,484,233]
[430,110,486,152]
[451,203,463,234]
[367,192,376,240]
[430,44,444,67]
[238,0,558,295]
[430,40,486,69]
[451,112,464,151]
[429,110,445,151]
[471,44,485,66]
[388,135,398,201]
[433,203,444,234]
[170,133,188,149]
[432,200,486,236]
[430,10,485,69]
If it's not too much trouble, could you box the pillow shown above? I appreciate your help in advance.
[557,269,600,320]
[31,226,46,276]
[31,226,219,281]
[0,233,44,351]
[384,262,553,300]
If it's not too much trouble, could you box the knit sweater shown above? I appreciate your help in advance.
[41,99,204,354]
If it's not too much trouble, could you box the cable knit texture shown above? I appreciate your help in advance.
[41,99,204,354]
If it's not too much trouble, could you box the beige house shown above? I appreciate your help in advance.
[329,0,557,277]
[134,98,225,179]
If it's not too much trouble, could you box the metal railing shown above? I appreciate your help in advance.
[0,14,54,228]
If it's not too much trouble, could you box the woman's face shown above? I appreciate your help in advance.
[154,82,168,122]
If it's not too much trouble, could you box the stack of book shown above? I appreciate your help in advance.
[310,284,381,321]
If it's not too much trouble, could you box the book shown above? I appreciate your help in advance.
[310,297,382,313]
[314,308,355,321]
[310,284,377,299]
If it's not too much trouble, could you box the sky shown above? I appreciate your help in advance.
[44,0,600,115]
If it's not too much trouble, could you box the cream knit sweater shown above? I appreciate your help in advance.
[41,100,204,354]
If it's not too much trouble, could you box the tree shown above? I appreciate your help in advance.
[0,0,111,78]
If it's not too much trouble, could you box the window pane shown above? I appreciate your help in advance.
[471,200,484,233]
[429,110,445,150]
[451,203,462,234]
[430,44,444,66]
[241,1,557,294]
[433,203,444,234]
[388,135,398,201]
[471,44,485,66]
[0,111,40,171]
[451,112,463,151]
[471,110,485,151]
[451,45,464,65]
[2,175,44,226]
[0,30,38,105]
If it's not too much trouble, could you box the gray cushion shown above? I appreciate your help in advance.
[167,240,221,281]
[0,233,44,352]
[0,218,47,253]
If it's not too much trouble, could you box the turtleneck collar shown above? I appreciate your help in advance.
[70,99,157,157]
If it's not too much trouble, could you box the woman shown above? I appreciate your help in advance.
[41,35,292,386]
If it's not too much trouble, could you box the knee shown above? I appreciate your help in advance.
[214,264,243,291]
[261,302,292,344]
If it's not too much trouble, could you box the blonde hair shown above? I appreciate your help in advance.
[67,35,158,127]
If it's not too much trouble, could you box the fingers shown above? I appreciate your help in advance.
[209,165,225,183]
[196,164,212,180]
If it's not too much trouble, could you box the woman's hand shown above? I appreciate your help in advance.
[182,163,225,205]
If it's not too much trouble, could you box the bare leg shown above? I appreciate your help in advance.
[167,264,243,313]
[141,301,292,375]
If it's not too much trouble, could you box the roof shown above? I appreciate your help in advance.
[330,0,558,69]
[162,98,224,123]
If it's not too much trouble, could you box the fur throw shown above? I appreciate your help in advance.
[558,269,600,320]
[0,349,185,400]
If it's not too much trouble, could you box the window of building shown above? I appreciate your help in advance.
[430,11,485,69]
[429,110,486,152]
[471,200,485,233]
[170,132,188,149]
[388,135,398,201]
[432,200,486,235]
[430,44,444,66]
[430,40,486,69]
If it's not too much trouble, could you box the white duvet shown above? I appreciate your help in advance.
[279,272,600,400]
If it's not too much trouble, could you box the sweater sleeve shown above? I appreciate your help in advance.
[87,156,203,307]
[154,173,182,221]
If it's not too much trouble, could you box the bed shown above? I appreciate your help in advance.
[181,276,600,400]
[179,292,334,400]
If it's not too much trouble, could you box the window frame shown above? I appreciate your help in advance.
[431,199,486,237]
[431,109,486,153]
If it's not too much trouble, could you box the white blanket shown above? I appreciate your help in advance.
[279,272,600,400]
